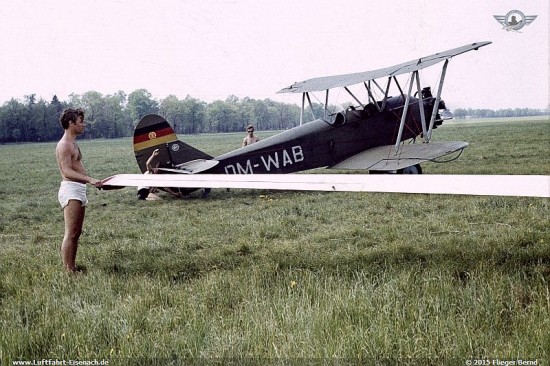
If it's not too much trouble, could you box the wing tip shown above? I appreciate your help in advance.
[472,41,492,50]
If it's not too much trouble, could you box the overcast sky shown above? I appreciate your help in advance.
[1,0,548,110]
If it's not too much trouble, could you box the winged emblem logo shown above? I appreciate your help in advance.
[494,10,537,32]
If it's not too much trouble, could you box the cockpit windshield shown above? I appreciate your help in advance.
[323,105,346,126]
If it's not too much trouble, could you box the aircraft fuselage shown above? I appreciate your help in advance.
[208,95,440,174]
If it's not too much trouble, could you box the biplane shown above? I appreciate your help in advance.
[102,41,550,198]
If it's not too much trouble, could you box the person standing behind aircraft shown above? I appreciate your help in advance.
[56,108,103,274]
[242,125,260,147]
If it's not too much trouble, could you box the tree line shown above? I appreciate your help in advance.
[1,89,548,143]
[0,89,302,143]
[453,107,548,119]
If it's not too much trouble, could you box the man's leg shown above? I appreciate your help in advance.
[61,200,85,272]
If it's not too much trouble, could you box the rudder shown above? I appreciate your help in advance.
[133,114,212,173]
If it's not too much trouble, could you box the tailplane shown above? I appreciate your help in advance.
[133,114,212,173]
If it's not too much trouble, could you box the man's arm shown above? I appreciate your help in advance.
[146,149,160,173]
[56,142,102,187]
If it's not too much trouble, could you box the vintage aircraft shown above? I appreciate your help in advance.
[101,41,550,198]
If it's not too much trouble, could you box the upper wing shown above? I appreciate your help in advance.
[100,173,549,198]
[330,141,468,171]
[277,41,491,94]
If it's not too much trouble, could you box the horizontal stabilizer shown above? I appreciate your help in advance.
[159,159,219,174]
[101,174,549,198]
[331,141,468,171]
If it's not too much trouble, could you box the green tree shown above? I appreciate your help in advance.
[127,89,159,126]
[1,99,26,142]
[159,95,185,134]
[45,95,65,141]
[28,98,49,142]
[182,95,206,134]
[206,100,240,133]
[103,91,129,138]
[79,91,105,138]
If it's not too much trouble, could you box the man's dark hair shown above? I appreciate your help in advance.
[59,108,84,129]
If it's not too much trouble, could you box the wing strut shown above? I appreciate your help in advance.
[371,79,386,95]
[306,93,315,121]
[363,78,392,112]
[415,71,428,139]
[393,76,405,98]
[344,87,363,107]
[394,71,416,151]
[299,92,317,125]
[364,81,374,105]
[393,58,450,148]
[381,77,392,111]
[364,81,380,111]
[427,59,449,141]
[300,93,305,125]
[324,89,329,120]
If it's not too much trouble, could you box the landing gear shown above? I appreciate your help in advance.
[201,188,212,199]
[398,164,423,174]
[369,164,423,174]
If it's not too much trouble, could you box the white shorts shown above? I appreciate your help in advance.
[58,181,88,209]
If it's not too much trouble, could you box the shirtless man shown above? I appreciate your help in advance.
[56,108,103,273]
[242,125,260,147]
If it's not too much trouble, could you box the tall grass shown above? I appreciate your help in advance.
[0,118,549,364]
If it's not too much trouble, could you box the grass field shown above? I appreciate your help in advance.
[0,117,549,365]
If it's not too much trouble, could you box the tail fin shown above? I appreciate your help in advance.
[133,114,212,173]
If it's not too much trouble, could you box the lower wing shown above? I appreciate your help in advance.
[101,174,549,198]
[330,141,468,171]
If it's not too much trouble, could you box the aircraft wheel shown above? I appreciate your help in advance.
[398,164,422,174]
